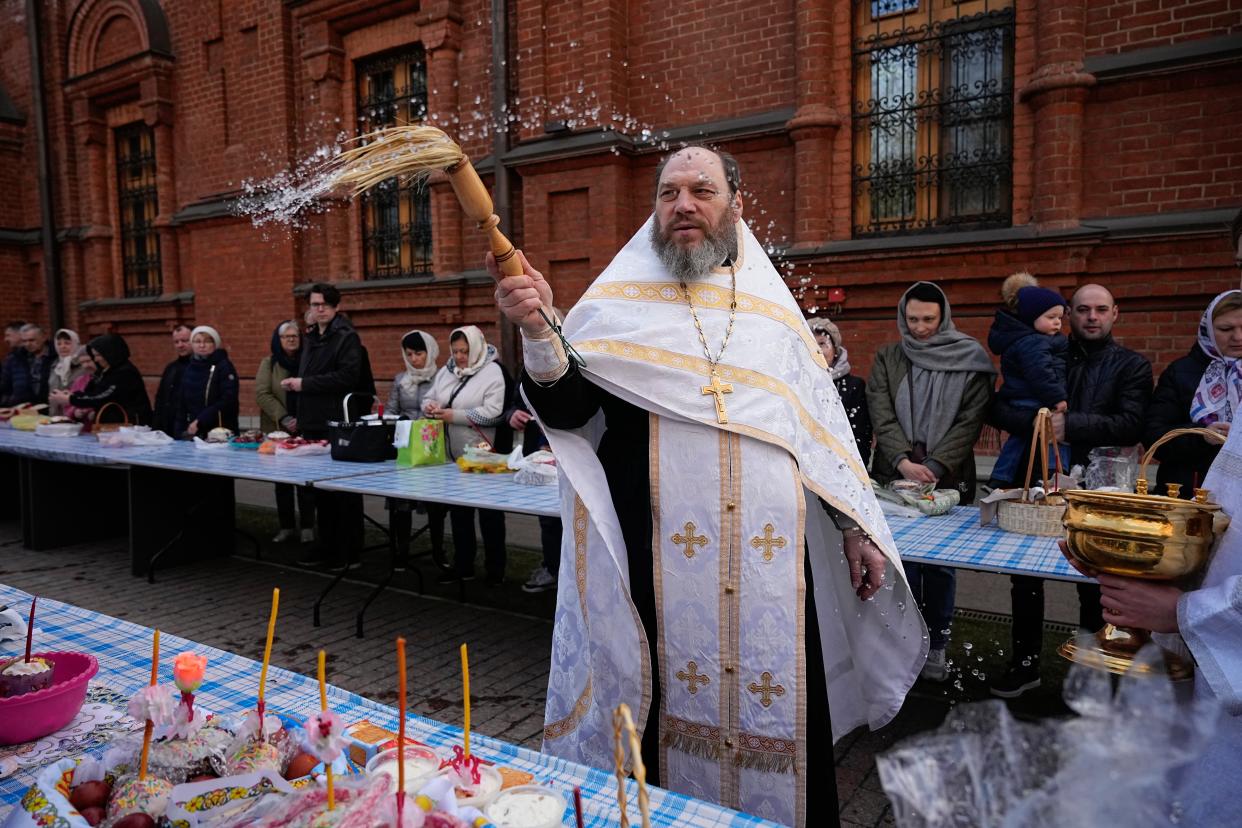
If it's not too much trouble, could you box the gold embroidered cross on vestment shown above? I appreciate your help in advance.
[748,671,786,708]
[749,523,787,563]
[676,661,711,694]
[671,521,708,559]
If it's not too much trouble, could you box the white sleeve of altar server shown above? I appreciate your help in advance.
[1179,574,1242,715]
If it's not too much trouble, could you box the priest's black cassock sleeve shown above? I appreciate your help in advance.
[524,365,839,823]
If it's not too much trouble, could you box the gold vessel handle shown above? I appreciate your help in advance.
[1137,427,1227,494]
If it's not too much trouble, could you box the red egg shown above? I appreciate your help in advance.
[79,806,104,826]
[69,780,110,810]
[283,752,319,780]
[112,814,157,828]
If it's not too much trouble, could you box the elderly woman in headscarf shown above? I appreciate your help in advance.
[1145,289,1242,498]
[257,320,315,543]
[386,330,447,571]
[174,325,239,438]
[867,281,996,682]
[46,328,85,416]
[808,317,872,465]
[423,325,510,585]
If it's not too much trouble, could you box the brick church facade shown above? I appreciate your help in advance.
[0,0,1240,413]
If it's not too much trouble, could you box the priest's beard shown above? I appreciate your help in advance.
[650,205,738,282]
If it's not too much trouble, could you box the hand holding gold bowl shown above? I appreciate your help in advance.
[1060,427,1230,678]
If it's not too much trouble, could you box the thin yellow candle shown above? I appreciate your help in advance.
[397,637,408,796]
[460,643,470,758]
[257,588,280,706]
[317,650,335,811]
[139,629,160,780]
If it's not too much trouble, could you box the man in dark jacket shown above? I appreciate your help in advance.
[1,324,54,406]
[49,333,153,425]
[153,325,193,436]
[0,320,27,405]
[282,283,373,568]
[988,283,1153,697]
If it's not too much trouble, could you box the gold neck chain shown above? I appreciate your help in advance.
[682,263,738,370]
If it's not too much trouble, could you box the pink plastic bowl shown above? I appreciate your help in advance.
[0,651,99,745]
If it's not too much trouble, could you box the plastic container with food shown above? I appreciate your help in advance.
[486,784,568,828]
[364,745,442,792]
[420,763,504,810]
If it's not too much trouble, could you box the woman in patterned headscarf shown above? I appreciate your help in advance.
[1146,289,1242,497]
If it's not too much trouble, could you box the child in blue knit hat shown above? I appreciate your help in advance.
[988,273,1071,484]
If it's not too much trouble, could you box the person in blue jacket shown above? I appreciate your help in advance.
[174,325,240,438]
[988,274,1071,484]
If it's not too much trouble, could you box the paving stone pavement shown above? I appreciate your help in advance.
[0,518,945,827]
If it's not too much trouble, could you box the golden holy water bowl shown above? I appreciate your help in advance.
[1058,427,1229,678]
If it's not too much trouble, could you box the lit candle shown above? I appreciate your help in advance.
[139,629,160,780]
[257,588,280,708]
[318,650,335,811]
[460,643,470,759]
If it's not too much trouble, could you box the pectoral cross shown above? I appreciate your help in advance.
[749,523,787,563]
[701,370,733,424]
[671,522,708,559]
[748,671,786,708]
[676,661,711,695]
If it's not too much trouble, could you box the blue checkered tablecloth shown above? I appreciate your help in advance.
[887,506,1090,583]
[316,463,562,517]
[0,428,161,466]
[118,441,390,486]
[0,586,776,827]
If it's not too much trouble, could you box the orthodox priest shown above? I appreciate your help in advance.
[490,146,926,826]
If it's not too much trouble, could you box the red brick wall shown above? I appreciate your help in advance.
[1086,0,1242,55]
[0,0,1238,421]
[1083,66,1242,216]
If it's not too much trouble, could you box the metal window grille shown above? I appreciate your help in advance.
[356,48,433,280]
[851,1,1015,237]
[115,122,162,297]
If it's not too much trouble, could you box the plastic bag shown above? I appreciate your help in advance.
[396,418,447,467]
[1085,445,1141,492]
[878,646,1219,828]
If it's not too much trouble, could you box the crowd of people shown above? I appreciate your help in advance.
[3,276,1239,680]
[0,283,562,595]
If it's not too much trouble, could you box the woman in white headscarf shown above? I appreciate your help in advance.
[424,325,511,585]
[46,328,84,416]
[385,329,447,571]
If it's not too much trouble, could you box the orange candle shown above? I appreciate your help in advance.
[257,588,280,706]
[139,628,160,780]
[460,643,470,758]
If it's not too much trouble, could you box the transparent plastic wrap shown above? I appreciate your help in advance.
[510,449,558,487]
[104,717,235,785]
[1084,445,1141,492]
[877,646,1220,828]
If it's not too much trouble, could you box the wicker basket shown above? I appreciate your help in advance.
[92,401,129,435]
[613,703,651,828]
[997,407,1068,537]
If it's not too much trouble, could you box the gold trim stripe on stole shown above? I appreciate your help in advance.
[543,679,593,741]
[544,497,594,743]
[580,281,828,370]
[792,455,808,828]
[720,431,744,807]
[571,339,868,483]
[650,414,672,780]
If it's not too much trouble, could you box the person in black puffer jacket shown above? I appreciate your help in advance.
[283,284,375,569]
[1145,289,1242,498]
[808,318,871,465]
[988,283,1152,700]
[174,325,240,438]
[49,332,152,425]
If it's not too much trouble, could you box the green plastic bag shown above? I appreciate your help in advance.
[397,418,446,467]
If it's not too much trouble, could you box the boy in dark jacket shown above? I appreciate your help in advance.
[988,280,1070,484]
[50,333,152,425]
